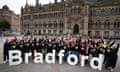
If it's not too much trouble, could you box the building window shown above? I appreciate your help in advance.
[117,22,120,29]
[48,30,51,34]
[54,30,57,33]
[59,30,63,34]
[88,31,92,37]
[114,31,119,37]
[58,12,64,18]
[96,20,101,28]
[96,9,101,16]
[59,22,64,28]
[104,20,110,28]
[114,22,117,28]
[43,23,47,28]
[43,30,46,33]
[35,24,37,28]
[104,31,109,38]
[95,31,100,37]
[88,20,92,29]
[34,30,36,32]
[72,7,81,15]
[48,23,52,28]
[114,21,120,29]
[54,23,57,28]
[23,15,31,20]
[33,15,38,19]
[115,8,120,15]
[104,8,111,15]
[119,8,120,15]
[39,30,41,35]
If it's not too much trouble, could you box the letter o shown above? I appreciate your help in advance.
[67,55,78,65]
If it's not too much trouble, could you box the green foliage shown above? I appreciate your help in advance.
[0,19,11,30]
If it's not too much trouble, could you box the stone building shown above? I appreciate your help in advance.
[0,5,20,33]
[21,0,120,38]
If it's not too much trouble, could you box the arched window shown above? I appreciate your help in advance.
[59,22,64,28]
[104,20,110,28]
[117,22,120,29]
[48,23,52,28]
[119,7,120,15]
[111,8,114,15]
[43,23,47,28]
[78,7,81,14]
[88,19,92,28]
[114,21,117,28]
[73,24,79,34]
[95,20,101,29]
[54,22,57,28]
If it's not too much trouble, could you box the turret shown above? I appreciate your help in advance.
[36,0,39,6]
[55,0,58,4]
[25,0,29,8]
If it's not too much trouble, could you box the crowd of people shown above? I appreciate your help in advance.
[3,35,119,71]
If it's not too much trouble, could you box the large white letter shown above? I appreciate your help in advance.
[9,50,22,66]
[80,55,88,67]
[67,55,78,66]
[58,50,65,64]
[34,52,43,63]
[45,50,55,64]
[24,53,32,64]
[90,54,104,70]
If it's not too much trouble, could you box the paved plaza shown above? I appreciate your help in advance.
[0,37,120,72]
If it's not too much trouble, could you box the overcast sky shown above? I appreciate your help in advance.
[0,0,61,14]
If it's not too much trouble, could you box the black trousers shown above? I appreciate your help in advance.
[105,55,118,69]
[3,53,9,61]
[110,55,118,68]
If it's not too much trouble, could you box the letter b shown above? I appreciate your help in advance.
[9,50,22,66]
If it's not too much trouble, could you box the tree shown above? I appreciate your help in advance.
[0,19,11,31]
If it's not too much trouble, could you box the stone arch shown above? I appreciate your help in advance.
[73,24,79,34]
[104,20,110,28]
[96,20,101,28]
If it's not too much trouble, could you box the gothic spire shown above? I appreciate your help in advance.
[25,0,29,8]
[36,0,39,6]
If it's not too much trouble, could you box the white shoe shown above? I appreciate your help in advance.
[3,61,6,64]
[110,68,114,72]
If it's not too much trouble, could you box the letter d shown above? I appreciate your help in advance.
[90,54,104,70]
